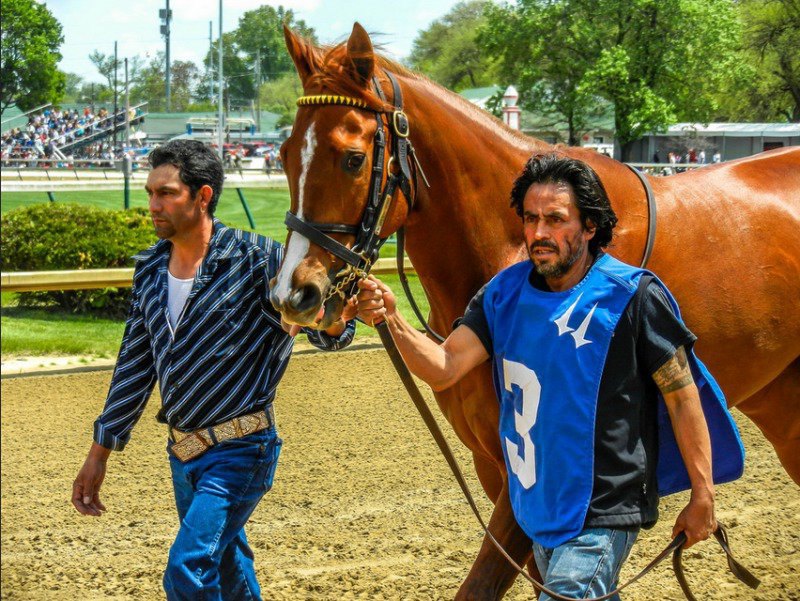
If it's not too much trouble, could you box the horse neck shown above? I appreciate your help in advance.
[396,76,548,326]
[393,76,649,327]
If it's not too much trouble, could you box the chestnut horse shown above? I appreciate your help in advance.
[271,24,800,599]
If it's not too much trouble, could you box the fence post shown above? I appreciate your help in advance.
[122,155,133,209]
[47,191,55,202]
[235,188,257,230]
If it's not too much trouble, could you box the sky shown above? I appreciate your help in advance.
[44,0,464,84]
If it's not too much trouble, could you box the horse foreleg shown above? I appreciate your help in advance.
[455,475,539,601]
[736,358,800,485]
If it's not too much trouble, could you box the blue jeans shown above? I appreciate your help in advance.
[163,428,282,601]
[533,527,639,601]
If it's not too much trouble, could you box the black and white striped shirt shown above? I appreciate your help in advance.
[94,220,355,451]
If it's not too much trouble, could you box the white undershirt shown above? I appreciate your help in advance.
[167,271,194,333]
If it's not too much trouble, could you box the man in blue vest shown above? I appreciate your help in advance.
[355,153,743,600]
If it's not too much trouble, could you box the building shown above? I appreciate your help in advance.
[459,85,615,154]
[625,122,800,163]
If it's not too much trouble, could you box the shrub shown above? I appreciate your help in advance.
[1,203,157,317]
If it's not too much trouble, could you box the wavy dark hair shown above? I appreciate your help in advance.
[510,153,618,254]
[148,140,224,215]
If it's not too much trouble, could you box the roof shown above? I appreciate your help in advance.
[656,123,800,137]
[460,85,503,108]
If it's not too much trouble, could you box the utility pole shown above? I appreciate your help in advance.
[113,41,118,152]
[208,21,214,102]
[124,58,130,148]
[255,49,261,132]
[160,1,173,112]
[217,0,224,159]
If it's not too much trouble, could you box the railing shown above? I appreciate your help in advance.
[1,258,413,293]
[627,162,712,175]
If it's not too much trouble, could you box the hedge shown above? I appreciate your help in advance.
[1,203,157,317]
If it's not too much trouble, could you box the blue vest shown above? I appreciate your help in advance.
[482,254,744,547]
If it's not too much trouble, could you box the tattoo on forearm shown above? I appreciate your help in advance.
[652,346,694,394]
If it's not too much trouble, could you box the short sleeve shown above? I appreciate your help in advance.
[454,284,493,356]
[636,278,697,375]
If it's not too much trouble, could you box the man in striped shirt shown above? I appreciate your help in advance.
[72,139,355,600]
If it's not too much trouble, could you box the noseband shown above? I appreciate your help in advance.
[286,72,422,301]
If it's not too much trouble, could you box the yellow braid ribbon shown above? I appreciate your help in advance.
[296,95,369,109]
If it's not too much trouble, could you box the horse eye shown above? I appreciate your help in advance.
[343,153,366,173]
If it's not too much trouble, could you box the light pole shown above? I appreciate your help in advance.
[160,2,173,112]
[217,0,224,159]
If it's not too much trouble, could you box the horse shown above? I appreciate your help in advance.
[270,23,800,600]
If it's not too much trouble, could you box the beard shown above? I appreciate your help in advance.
[529,236,586,278]
[152,218,176,239]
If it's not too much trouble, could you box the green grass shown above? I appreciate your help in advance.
[1,305,125,358]
[1,187,425,358]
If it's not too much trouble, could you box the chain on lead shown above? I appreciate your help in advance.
[323,260,372,303]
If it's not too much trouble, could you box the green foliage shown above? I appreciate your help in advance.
[409,0,501,91]
[0,204,157,317]
[259,72,304,127]
[235,5,316,80]
[131,53,199,112]
[0,0,66,116]
[727,0,800,122]
[198,6,316,109]
[482,0,742,156]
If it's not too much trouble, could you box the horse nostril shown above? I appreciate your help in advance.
[288,285,321,314]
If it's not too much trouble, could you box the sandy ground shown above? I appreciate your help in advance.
[1,348,798,600]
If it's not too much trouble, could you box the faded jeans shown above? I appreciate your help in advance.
[533,527,639,601]
[163,428,282,601]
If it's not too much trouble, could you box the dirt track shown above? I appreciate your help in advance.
[2,347,798,600]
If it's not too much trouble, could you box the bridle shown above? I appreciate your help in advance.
[285,71,425,303]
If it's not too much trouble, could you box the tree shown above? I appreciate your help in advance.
[735,0,800,122]
[259,71,304,127]
[482,0,599,145]
[482,0,742,158]
[131,53,199,112]
[0,0,66,116]
[199,33,256,111]
[235,5,316,82]
[409,0,501,91]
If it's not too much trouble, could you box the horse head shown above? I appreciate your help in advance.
[271,24,415,329]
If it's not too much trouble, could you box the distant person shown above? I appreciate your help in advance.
[72,139,356,600]
[712,151,722,164]
[698,150,706,164]
[653,150,661,163]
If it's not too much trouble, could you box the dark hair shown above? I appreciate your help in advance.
[148,140,224,215]
[510,153,618,254]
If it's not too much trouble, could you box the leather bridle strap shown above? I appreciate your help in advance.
[626,164,657,269]
[375,320,760,600]
[395,227,445,342]
[284,212,364,268]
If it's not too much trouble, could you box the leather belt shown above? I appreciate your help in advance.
[169,405,276,463]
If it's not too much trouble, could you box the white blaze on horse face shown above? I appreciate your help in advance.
[274,124,317,300]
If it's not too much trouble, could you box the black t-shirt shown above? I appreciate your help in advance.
[457,255,696,529]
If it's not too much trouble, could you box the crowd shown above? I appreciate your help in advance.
[1,106,141,166]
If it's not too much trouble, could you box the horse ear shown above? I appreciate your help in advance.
[283,24,316,85]
[346,22,375,87]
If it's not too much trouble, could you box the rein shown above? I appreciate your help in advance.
[289,77,759,600]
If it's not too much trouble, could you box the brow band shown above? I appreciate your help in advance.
[296,95,369,109]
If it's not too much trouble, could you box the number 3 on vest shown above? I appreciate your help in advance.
[503,359,541,489]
